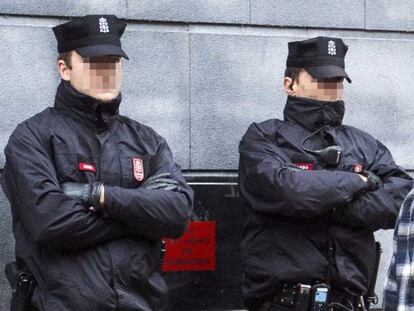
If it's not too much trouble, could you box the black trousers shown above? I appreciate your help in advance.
[249,296,294,311]
[250,293,365,311]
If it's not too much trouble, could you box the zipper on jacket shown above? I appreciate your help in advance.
[94,111,119,308]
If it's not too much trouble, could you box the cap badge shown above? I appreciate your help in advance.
[328,40,336,55]
[99,17,110,33]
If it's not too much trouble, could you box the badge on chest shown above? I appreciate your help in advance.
[133,158,144,181]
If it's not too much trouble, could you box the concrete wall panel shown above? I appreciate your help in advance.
[1,0,413,33]
[0,24,59,166]
[121,29,190,167]
[343,38,414,169]
[127,0,250,24]
[0,0,127,18]
[366,0,414,32]
[251,0,365,29]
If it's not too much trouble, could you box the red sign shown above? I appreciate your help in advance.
[78,162,96,173]
[132,158,144,181]
[293,162,314,170]
[162,221,216,272]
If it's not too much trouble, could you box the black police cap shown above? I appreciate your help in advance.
[286,36,351,83]
[53,15,129,59]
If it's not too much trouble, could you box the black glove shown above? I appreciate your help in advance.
[362,170,383,192]
[141,173,180,191]
[61,182,104,213]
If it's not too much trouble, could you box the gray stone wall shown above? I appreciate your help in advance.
[0,1,413,309]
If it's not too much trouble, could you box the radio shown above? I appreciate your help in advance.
[311,284,330,311]
[295,283,311,311]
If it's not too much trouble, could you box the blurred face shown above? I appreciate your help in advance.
[57,50,123,102]
[284,69,344,101]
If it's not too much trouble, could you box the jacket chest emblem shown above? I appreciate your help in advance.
[293,162,314,170]
[133,158,144,181]
[78,162,96,173]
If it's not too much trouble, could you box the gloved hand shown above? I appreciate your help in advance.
[361,170,383,192]
[141,173,180,191]
[61,182,104,213]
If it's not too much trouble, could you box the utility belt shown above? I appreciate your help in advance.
[5,261,36,311]
[261,283,376,311]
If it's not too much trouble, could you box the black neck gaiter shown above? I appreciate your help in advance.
[283,96,345,132]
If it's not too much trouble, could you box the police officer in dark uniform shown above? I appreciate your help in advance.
[1,15,193,310]
[238,36,413,311]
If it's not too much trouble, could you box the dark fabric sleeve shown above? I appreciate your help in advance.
[238,122,368,218]
[1,124,133,252]
[332,141,413,231]
[103,137,194,240]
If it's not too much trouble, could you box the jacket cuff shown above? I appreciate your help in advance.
[102,186,121,218]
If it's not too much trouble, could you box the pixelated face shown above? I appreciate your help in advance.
[285,69,344,101]
[58,50,123,102]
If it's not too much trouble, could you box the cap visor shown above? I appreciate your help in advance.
[76,44,129,60]
[306,65,351,83]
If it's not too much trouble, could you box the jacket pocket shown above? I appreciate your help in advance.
[54,153,96,183]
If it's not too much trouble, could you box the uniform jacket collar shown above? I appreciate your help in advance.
[283,95,345,132]
[54,80,121,129]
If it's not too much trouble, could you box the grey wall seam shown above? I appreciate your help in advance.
[125,0,129,20]
[0,12,413,34]
[188,32,193,169]
[248,0,252,24]
[364,0,367,30]
[2,16,413,41]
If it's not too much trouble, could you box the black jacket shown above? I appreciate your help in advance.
[238,96,413,308]
[1,80,194,310]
